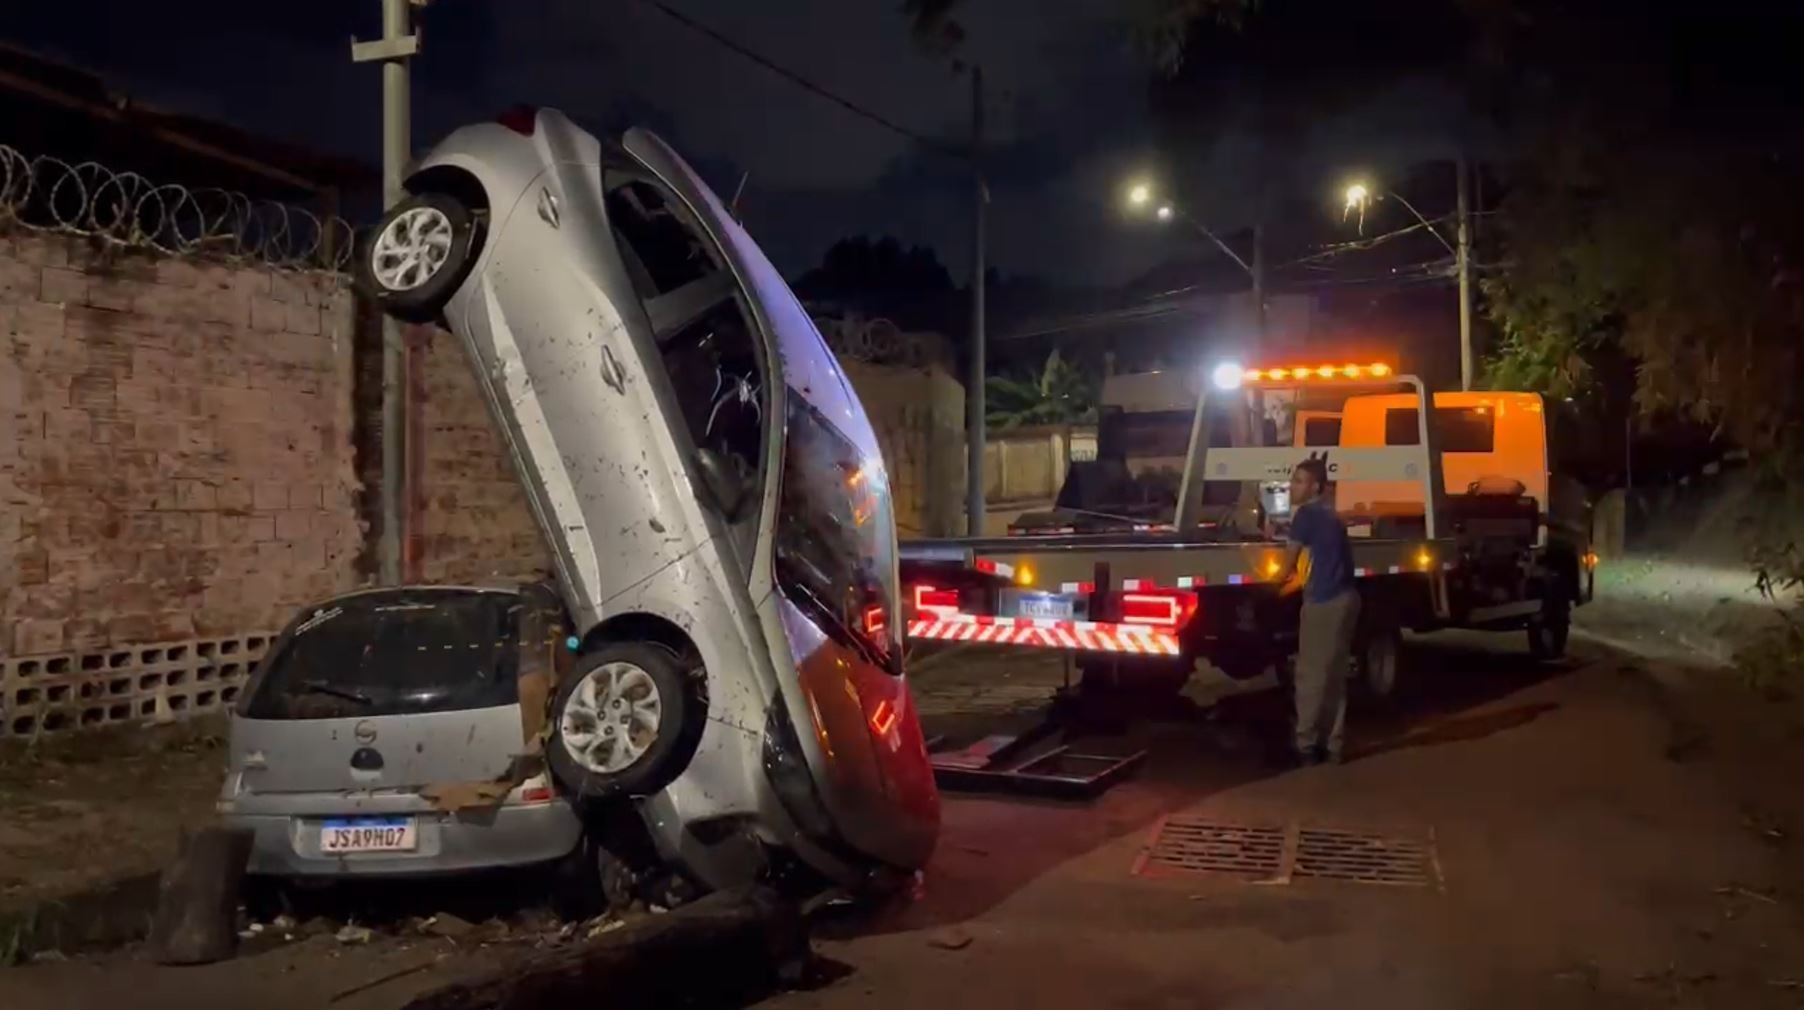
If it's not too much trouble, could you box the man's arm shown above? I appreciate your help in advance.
[1273,541,1306,596]
[1273,507,1310,595]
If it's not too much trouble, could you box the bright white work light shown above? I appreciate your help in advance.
[1210,361,1245,390]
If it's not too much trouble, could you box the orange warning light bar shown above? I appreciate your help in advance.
[1242,362,1393,383]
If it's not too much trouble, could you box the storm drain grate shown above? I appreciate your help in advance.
[1135,818,1286,878]
[1294,827,1437,887]
[1136,817,1440,888]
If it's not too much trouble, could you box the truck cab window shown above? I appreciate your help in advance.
[1385,407,1497,453]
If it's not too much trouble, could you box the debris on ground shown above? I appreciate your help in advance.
[335,924,374,946]
[1552,961,1601,989]
[1715,885,1779,905]
[419,913,477,940]
[926,927,973,951]
[587,918,626,940]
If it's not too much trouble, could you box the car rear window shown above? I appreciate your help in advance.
[243,590,520,720]
[1384,407,1496,453]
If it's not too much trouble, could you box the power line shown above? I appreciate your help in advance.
[1279,217,1453,269]
[633,0,959,156]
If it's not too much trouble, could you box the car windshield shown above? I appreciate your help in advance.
[773,391,899,671]
[243,590,520,719]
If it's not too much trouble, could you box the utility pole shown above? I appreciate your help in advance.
[1250,217,1267,446]
[352,0,422,584]
[1456,153,1473,391]
[965,66,987,536]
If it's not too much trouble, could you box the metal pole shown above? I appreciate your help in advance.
[379,0,412,584]
[1456,154,1473,391]
[965,66,987,536]
[1250,217,1266,447]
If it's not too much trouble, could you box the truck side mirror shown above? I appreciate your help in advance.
[695,448,751,522]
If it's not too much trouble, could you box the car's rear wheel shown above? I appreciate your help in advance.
[548,643,699,802]
[357,192,484,323]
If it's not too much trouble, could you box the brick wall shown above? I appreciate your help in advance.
[410,327,552,584]
[1,232,361,704]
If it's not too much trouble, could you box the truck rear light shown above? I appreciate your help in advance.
[912,586,959,612]
[1120,591,1197,628]
[496,105,539,136]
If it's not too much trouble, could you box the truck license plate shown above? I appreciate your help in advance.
[320,817,417,854]
[1016,595,1074,620]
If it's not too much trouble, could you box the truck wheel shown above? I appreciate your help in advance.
[1527,591,1572,661]
[549,643,699,802]
[1358,629,1403,698]
[357,192,485,323]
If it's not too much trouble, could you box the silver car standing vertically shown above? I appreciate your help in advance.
[344,107,940,895]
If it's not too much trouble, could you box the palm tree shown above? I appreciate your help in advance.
[986,350,1099,429]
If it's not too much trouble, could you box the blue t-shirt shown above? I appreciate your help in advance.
[1288,499,1355,604]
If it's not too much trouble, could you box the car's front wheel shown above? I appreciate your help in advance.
[548,643,700,802]
[357,192,484,323]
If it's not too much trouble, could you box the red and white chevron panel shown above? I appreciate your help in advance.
[906,613,1181,656]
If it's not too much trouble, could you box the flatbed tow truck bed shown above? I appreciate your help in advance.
[897,365,1577,797]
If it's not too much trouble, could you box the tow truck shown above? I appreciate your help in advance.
[899,360,1595,794]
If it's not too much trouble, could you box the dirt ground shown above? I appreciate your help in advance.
[0,717,224,913]
[7,617,1804,1007]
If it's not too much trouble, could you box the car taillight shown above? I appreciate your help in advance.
[1119,591,1197,629]
[496,105,539,136]
[912,586,959,612]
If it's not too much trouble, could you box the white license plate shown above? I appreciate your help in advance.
[320,817,417,854]
[1016,595,1074,620]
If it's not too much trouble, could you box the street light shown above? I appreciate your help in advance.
[1338,169,1474,390]
[1127,181,1152,207]
[1155,204,1174,222]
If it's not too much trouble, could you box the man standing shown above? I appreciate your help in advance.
[1274,458,1360,765]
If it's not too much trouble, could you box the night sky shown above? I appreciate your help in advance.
[7,0,1486,294]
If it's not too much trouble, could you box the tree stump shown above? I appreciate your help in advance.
[403,886,806,1010]
[145,826,254,966]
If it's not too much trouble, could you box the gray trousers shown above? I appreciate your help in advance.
[1295,589,1361,757]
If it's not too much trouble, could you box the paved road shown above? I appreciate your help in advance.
[777,632,1804,1009]
[7,630,1804,1008]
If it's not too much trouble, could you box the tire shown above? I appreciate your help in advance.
[1526,590,1572,661]
[356,192,484,323]
[548,642,700,802]
[1357,628,1402,698]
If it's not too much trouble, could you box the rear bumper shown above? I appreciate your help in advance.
[226,801,583,878]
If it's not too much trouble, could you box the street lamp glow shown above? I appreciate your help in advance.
[1127,182,1153,207]
[1156,205,1174,222]
[1343,182,1370,213]
[1210,361,1245,391]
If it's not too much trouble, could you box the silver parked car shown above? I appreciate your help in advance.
[354,108,939,896]
[220,584,584,880]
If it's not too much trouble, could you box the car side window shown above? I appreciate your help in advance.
[604,175,765,483]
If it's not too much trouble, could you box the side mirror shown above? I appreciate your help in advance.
[695,448,751,522]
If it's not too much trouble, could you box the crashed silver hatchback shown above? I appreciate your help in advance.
[353,107,940,895]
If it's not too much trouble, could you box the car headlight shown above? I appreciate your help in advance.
[762,693,834,838]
